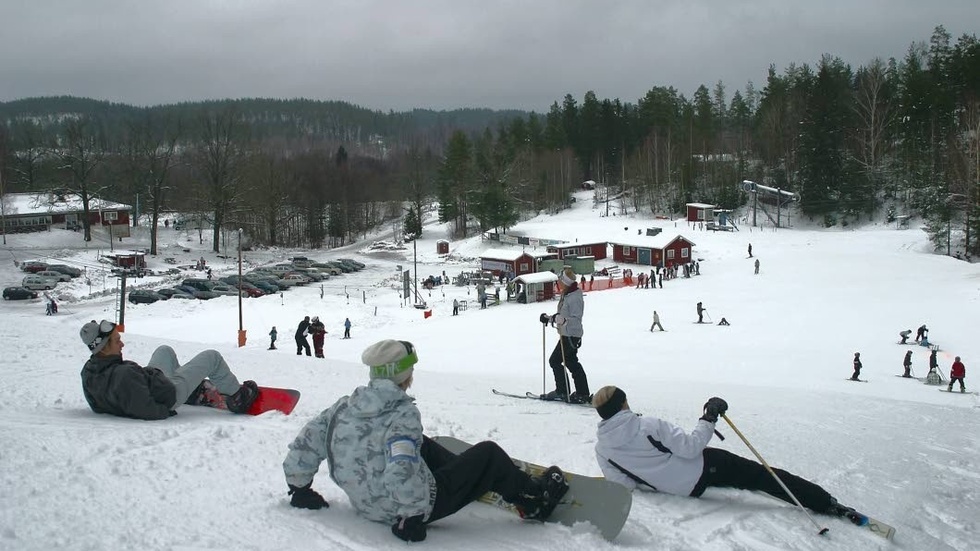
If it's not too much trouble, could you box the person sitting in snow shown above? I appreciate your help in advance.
[79,320,258,420]
[282,339,569,542]
[591,386,859,520]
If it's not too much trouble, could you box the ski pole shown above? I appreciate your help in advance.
[558,334,571,399]
[541,323,547,395]
[721,414,829,536]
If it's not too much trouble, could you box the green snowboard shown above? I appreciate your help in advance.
[432,436,631,541]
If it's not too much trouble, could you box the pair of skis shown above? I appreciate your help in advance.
[491,388,593,407]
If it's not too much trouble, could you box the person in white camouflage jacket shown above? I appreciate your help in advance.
[282,339,569,542]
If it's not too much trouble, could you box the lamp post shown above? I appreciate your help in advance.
[237,228,246,347]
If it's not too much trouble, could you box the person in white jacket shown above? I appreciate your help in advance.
[591,386,855,517]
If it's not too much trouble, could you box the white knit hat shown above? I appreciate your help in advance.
[362,339,418,385]
[559,268,575,287]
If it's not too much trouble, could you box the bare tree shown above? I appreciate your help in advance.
[852,58,895,207]
[55,118,106,242]
[123,112,181,255]
[194,109,250,253]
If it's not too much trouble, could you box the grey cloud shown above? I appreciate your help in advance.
[0,0,977,112]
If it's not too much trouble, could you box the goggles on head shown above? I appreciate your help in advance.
[89,319,117,351]
[369,341,418,378]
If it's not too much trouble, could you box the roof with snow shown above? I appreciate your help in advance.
[515,271,559,284]
[608,233,696,249]
[480,247,533,261]
[685,202,716,209]
[1,192,131,216]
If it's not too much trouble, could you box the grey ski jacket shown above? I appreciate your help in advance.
[555,284,584,338]
[80,354,177,420]
[283,379,436,523]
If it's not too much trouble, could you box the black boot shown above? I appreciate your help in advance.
[226,381,259,414]
[520,466,569,521]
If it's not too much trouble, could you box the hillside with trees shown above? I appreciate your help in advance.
[1,26,977,257]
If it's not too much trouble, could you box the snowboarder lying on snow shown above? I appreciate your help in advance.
[282,339,569,543]
[79,319,258,420]
[591,386,857,519]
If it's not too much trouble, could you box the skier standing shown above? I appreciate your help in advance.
[929,349,939,373]
[282,339,569,542]
[591,386,857,518]
[295,316,312,356]
[343,317,352,339]
[539,268,591,403]
[649,310,665,332]
[902,350,913,378]
[851,352,862,381]
[697,302,706,323]
[748,243,753,257]
[754,258,760,275]
[310,317,327,358]
[79,319,258,420]
[269,326,278,350]
[915,324,928,343]
[452,298,459,316]
[948,357,966,392]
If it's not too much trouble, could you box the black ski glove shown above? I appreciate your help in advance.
[700,397,728,423]
[392,515,427,542]
[539,313,551,325]
[288,483,329,510]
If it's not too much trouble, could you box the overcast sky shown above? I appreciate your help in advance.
[1,1,977,113]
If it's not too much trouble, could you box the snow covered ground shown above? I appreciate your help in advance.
[1,194,978,551]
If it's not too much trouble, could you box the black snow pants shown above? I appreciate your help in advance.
[422,437,533,523]
[690,447,834,514]
[295,335,311,356]
[548,335,589,396]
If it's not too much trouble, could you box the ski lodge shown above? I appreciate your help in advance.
[547,240,608,261]
[1,192,131,235]
[609,234,696,268]
[479,248,539,277]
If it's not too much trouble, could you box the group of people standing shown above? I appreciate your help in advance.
[283,316,353,358]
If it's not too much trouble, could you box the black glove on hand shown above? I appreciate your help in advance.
[700,397,728,423]
[392,515,427,542]
[288,483,328,510]
[539,313,551,325]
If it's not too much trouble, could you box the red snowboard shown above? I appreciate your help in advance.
[191,381,301,415]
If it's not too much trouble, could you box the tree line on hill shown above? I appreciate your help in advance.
[0,26,977,257]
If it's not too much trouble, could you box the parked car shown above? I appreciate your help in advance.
[282,272,312,285]
[22,275,56,291]
[323,260,353,273]
[36,270,72,283]
[46,264,83,278]
[338,258,366,269]
[21,261,49,273]
[268,264,296,277]
[310,262,343,276]
[3,286,39,300]
[182,278,216,292]
[129,289,164,304]
[210,284,245,297]
[234,282,266,297]
[290,257,313,269]
[157,288,194,300]
[293,268,327,281]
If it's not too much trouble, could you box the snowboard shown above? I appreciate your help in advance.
[432,436,631,541]
[938,388,977,396]
[190,381,301,415]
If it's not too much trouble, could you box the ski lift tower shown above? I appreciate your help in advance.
[740,180,801,228]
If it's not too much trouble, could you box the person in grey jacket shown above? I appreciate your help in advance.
[591,386,855,518]
[539,268,590,403]
[282,339,568,542]
[79,319,257,420]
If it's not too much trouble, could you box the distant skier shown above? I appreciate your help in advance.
[717,318,730,326]
[310,317,327,358]
[899,329,912,344]
[591,386,859,519]
[649,310,665,332]
[452,298,459,316]
[269,326,278,350]
[747,243,753,258]
[902,350,913,378]
[850,352,862,381]
[343,317,352,339]
[915,324,928,343]
[696,302,706,323]
[948,357,966,393]
[929,348,939,374]
[754,258,760,275]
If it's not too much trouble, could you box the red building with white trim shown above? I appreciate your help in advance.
[609,234,696,267]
